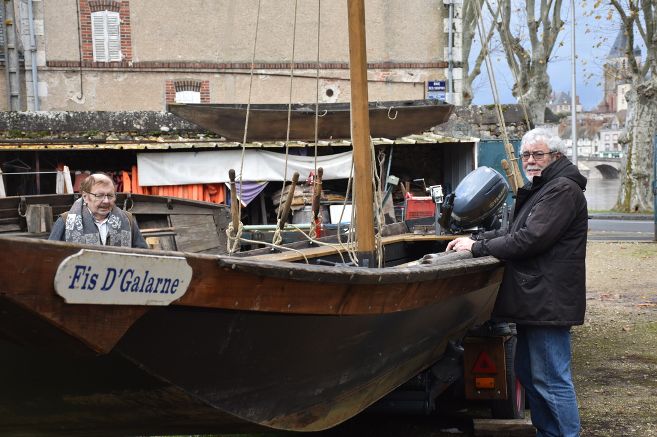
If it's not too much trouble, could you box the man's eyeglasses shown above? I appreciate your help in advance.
[520,151,555,161]
[86,192,116,201]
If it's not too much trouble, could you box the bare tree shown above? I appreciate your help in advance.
[460,0,564,123]
[461,0,499,105]
[608,0,656,212]
[494,0,564,124]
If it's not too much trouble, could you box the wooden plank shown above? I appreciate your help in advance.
[170,214,221,253]
[25,205,53,233]
[137,217,176,251]
[129,203,219,215]
[473,418,534,437]
[0,217,21,225]
[140,226,176,234]
[248,233,458,262]
[0,223,22,232]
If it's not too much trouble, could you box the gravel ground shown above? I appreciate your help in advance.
[573,241,657,437]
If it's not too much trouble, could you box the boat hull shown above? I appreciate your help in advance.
[167,100,454,141]
[0,236,503,434]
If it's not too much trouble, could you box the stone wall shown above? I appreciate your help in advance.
[0,111,205,139]
[435,104,560,140]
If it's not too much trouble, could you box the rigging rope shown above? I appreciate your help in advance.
[272,0,300,248]
[228,0,263,254]
[474,0,523,192]
[227,0,373,264]
[309,0,323,240]
[371,139,385,267]
[480,0,531,130]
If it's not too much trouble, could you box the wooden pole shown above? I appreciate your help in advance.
[278,172,300,232]
[228,169,240,235]
[502,142,524,195]
[347,0,375,266]
[311,167,323,221]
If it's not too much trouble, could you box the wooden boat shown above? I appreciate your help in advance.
[0,193,232,254]
[167,99,454,141]
[0,2,504,435]
[0,219,503,436]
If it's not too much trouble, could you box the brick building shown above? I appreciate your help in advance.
[1,0,459,112]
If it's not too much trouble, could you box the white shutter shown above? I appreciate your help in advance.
[106,12,121,61]
[91,11,121,62]
[91,12,107,61]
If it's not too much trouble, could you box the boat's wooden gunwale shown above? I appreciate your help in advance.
[0,235,503,354]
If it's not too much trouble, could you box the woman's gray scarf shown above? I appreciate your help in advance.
[64,198,132,247]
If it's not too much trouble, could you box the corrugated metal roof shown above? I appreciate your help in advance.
[0,133,478,151]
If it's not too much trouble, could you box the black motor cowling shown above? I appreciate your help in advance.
[449,166,509,230]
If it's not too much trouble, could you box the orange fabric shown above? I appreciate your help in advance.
[205,183,226,204]
[73,171,90,193]
[121,171,132,193]
[134,180,226,205]
[131,165,141,194]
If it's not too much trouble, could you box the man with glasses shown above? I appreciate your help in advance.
[49,173,148,248]
[448,127,587,437]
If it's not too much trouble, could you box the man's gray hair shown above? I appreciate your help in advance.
[521,127,566,154]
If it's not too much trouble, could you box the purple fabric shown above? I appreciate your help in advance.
[226,181,269,207]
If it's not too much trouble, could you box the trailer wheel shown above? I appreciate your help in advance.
[491,335,525,419]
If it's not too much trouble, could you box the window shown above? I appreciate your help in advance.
[175,90,201,104]
[91,10,121,62]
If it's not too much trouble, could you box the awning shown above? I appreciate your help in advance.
[137,150,353,186]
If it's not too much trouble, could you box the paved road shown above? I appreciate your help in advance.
[588,218,656,241]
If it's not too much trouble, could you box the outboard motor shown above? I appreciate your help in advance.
[444,166,509,232]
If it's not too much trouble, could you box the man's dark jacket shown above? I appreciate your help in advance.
[471,157,588,326]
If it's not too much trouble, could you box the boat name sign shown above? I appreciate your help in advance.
[54,249,193,305]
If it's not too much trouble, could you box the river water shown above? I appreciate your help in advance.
[585,178,621,211]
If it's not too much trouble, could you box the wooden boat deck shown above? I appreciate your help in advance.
[249,233,459,262]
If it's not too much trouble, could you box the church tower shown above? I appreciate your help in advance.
[601,27,641,112]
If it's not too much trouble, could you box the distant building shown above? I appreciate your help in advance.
[559,114,622,158]
[600,27,641,113]
[548,91,582,114]
[594,113,624,156]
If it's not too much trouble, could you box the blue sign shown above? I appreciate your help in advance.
[427,80,446,92]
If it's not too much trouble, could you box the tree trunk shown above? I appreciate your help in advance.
[514,67,551,126]
[615,79,657,213]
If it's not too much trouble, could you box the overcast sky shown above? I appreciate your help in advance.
[471,3,623,111]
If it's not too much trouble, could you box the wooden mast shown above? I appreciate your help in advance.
[347,0,376,266]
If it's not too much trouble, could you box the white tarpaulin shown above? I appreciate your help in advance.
[137,150,353,186]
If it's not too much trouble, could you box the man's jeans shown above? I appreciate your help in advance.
[515,325,581,437]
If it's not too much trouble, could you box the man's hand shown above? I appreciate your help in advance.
[446,236,474,253]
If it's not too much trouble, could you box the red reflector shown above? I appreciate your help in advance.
[472,351,497,374]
